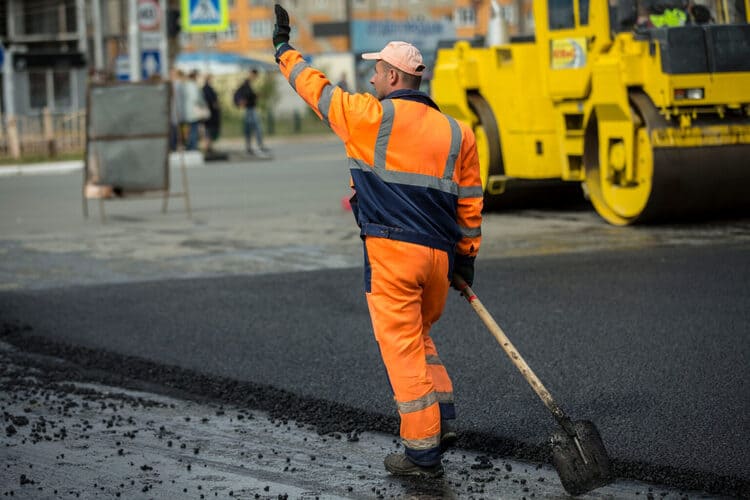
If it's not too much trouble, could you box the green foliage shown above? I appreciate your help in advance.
[253,71,278,114]
[0,152,84,165]
[221,108,331,138]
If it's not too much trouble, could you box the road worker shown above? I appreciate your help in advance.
[271,4,483,478]
[649,1,688,26]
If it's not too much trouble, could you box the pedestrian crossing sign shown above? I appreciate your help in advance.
[181,0,228,33]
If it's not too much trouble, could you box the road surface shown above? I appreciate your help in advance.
[1,136,748,498]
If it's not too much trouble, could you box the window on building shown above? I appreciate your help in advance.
[249,19,273,39]
[53,71,72,110]
[218,22,238,41]
[549,0,575,29]
[454,7,476,28]
[29,69,75,111]
[378,0,393,7]
[22,0,77,35]
[204,32,218,47]
[29,71,48,110]
[29,70,47,110]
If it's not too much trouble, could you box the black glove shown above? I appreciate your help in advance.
[452,254,475,290]
[273,4,291,50]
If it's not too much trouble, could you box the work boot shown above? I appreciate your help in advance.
[384,453,444,478]
[441,420,457,449]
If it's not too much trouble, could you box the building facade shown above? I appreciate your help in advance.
[0,0,89,117]
[0,0,533,117]
[179,0,533,91]
[181,0,533,61]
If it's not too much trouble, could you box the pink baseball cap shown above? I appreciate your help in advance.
[362,41,425,76]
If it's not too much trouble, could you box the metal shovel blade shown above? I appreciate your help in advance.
[551,420,613,496]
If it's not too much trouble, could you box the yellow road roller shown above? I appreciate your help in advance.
[431,0,750,224]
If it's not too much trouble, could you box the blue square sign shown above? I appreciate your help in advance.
[141,50,161,80]
[181,0,228,32]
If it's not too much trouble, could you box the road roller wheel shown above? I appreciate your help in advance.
[467,93,502,192]
[583,103,653,226]
[586,90,750,224]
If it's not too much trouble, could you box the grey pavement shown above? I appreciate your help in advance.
[0,136,291,177]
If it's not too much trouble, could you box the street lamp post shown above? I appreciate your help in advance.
[129,0,141,81]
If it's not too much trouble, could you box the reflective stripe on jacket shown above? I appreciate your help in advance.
[276,46,483,259]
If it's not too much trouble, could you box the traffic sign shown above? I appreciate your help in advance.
[141,50,161,80]
[138,0,161,32]
[115,55,130,81]
[140,31,164,50]
[181,0,228,33]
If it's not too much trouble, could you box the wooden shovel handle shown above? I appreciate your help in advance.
[455,275,570,427]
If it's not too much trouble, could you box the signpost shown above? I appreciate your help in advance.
[125,0,169,81]
[181,0,229,33]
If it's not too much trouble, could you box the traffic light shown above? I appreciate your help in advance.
[167,8,181,37]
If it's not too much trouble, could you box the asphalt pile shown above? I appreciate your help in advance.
[0,321,716,499]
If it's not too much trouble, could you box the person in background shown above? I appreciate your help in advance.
[169,68,185,151]
[183,70,208,151]
[202,74,221,154]
[648,1,688,26]
[234,68,270,156]
[271,3,483,479]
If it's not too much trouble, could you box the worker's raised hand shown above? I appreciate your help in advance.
[273,4,291,50]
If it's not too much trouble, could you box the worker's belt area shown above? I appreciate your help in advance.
[361,223,453,254]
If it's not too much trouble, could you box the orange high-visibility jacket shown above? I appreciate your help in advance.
[276,46,482,259]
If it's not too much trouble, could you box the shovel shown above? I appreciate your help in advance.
[455,277,613,495]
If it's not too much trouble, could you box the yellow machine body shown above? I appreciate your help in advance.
[431,0,750,224]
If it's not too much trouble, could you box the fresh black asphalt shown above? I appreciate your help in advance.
[2,242,749,497]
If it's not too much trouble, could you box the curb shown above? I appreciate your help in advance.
[0,151,207,178]
[0,134,338,179]
[0,160,83,177]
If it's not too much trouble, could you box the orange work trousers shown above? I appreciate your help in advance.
[364,236,454,466]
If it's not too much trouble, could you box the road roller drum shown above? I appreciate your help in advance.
[430,0,750,225]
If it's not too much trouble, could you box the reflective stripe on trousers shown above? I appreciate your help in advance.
[364,236,454,466]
